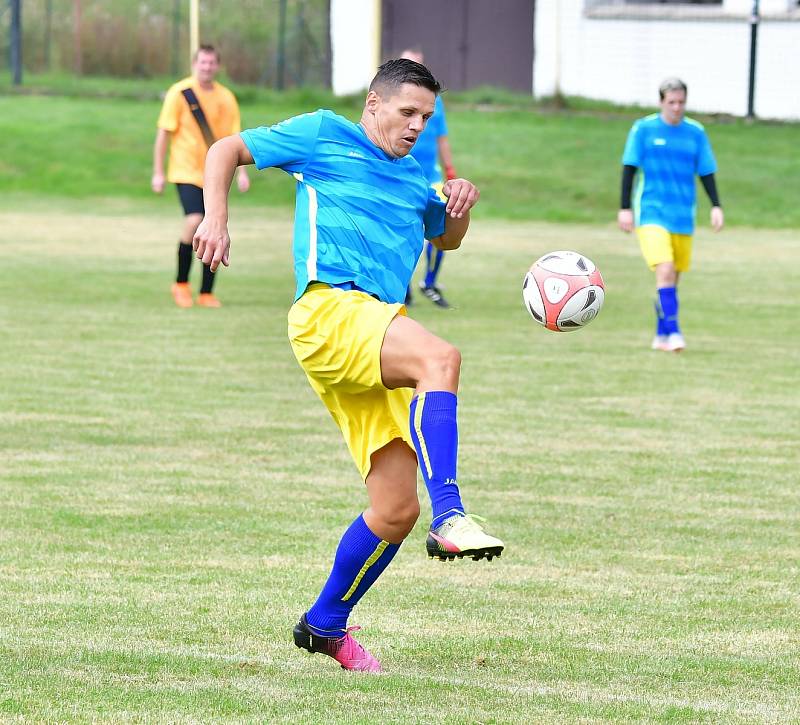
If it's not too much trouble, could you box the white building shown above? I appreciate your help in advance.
[330,0,800,120]
[535,0,800,120]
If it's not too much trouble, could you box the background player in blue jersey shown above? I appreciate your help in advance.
[617,78,724,352]
[401,48,457,309]
[192,59,504,673]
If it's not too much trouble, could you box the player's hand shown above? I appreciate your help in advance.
[710,206,724,232]
[442,178,479,218]
[237,170,250,193]
[193,216,231,272]
[151,172,165,194]
[617,209,634,233]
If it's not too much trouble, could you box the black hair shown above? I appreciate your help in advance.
[369,58,441,97]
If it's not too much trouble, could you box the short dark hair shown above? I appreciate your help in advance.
[194,44,220,62]
[369,58,441,97]
[659,77,687,100]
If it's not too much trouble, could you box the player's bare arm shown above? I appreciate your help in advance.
[193,135,254,271]
[430,178,479,250]
[151,128,170,193]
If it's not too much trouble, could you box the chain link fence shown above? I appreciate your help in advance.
[1,0,331,87]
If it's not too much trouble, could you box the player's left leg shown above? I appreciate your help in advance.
[637,225,679,350]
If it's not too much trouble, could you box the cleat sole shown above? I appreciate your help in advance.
[426,546,504,562]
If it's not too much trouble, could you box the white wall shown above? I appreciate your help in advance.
[330,0,380,96]
[534,0,800,120]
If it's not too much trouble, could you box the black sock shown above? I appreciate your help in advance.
[177,242,193,283]
[200,264,215,294]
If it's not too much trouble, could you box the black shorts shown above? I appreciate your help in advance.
[176,183,204,216]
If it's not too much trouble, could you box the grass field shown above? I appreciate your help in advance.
[2,196,799,722]
[3,80,800,226]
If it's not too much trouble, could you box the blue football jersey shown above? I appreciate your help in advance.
[622,114,717,235]
[409,96,449,185]
[241,110,447,303]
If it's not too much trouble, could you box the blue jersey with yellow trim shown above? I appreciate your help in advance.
[241,110,447,304]
[622,114,717,235]
[409,96,448,185]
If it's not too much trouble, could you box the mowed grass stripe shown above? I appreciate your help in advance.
[1,204,799,722]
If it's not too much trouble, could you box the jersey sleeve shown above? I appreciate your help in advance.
[423,184,447,239]
[621,121,642,166]
[240,111,324,172]
[696,129,717,176]
[157,85,182,132]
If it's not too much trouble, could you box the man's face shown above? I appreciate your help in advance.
[367,82,435,158]
[660,89,686,125]
[192,51,219,84]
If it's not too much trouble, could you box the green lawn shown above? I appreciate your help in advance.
[1,199,799,722]
[2,80,800,227]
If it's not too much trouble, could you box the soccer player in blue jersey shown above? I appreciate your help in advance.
[401,48,457,309]
[618,78,724,352]
[192,59,504,673]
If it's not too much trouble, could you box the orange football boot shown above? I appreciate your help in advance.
[171,282,193,308]
[197,293,222,308]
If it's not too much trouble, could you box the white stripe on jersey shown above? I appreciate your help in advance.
[294,172,319,282]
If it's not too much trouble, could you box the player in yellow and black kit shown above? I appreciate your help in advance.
[152,44,249,308]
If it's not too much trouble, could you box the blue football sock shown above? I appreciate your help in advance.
[409,391,465,529]
[423,243,445,288]
[654,297,668,336]
[305,514,400,636]
[657,286,680,335]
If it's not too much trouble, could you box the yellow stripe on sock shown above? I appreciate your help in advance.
[413,392,434,480]
[341,540,389,601]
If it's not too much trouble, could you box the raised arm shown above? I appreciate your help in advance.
[429,177,480,251]
[193,134,255,271]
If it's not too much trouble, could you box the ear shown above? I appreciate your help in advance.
[365,90,380,114]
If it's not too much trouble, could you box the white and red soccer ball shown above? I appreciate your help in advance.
[522,250,605,332]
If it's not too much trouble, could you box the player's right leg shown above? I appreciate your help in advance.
[293,438,420,672]
[175,184,221,307]
[419,241,450,308]
[380,314,504,561]
[173,184,205,307]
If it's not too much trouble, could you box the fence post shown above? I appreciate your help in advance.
[746,0,759,119]
[10,0,22,85]
[44,0,53,71]
[277,0,287,90]
[172,0,181,76]
[73,0,82,75]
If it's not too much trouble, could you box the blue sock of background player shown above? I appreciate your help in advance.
[658,286,680,335]
[654,297,668,337]
[423,241,445,289]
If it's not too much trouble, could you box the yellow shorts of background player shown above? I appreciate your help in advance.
[287,283,414,481]
[636,224,693,272]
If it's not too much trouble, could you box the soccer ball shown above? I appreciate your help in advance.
[522,250,605,332]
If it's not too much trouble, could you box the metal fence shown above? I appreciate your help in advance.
[2,0,331,88]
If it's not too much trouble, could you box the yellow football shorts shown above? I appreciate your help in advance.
[287,283,415,481]
[636,224,693,272]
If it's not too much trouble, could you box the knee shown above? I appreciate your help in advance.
[375,498,420,539]
[422,342,461,388]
